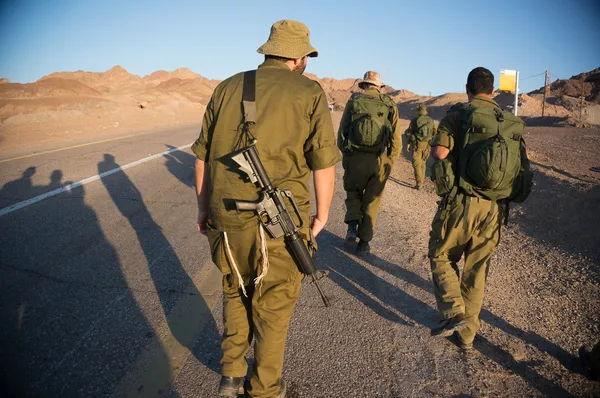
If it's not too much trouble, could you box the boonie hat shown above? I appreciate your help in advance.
[359,71,383,87]
[257,20,318,59]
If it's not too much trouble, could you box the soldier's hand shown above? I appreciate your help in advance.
[310,216,327,237]
[197,211,209,236]
[406,144,411,151]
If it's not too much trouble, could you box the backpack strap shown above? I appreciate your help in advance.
[457,103,473,194]
[380,93,395,156]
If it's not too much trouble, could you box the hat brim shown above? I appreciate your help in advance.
[257,41,318,59]
[359,79,384,87]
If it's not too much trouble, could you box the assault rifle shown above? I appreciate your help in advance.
[229,143,330,307]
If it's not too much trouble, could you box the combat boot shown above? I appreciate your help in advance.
[452,332,473,351]
[356,239,370,255]
[218,376,245,397]
[431,313,467,337]
[345,220,358,245]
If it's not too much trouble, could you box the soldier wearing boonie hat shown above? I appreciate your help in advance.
[257,19,318,59]
[358,71,384,88]
[338,71,402,255]
[192,19,340,398]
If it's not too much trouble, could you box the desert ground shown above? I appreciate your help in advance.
[0,67,599,397]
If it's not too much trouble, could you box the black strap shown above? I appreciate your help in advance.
[242,70,257,123]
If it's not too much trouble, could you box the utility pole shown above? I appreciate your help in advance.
[542,70,550,117]
[514,70,520,116]
[580,75,585,122]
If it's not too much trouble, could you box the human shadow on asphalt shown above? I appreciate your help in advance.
[0,166,38,205]
[0,173,171,397]
[163,145,196,188]
[98,154,221,373]
[0,167,66,208]
[315,230,580,397]
[316,230,438,329]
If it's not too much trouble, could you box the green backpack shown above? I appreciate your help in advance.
[453,103,533,202]
[344,93,394,154]
[412,115,433,142]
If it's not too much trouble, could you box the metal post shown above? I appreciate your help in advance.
[542,70,549,117]
[580,75,585,122]
[514,70,519,116]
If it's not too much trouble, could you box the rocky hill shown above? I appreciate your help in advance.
[1,65,599,153]
[529,67,600,104]
[0,66,218,152]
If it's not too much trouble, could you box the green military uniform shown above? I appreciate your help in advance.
[406,105,436,189]
[192,20,340,398]
[338,85,402,243]
[428,95,509,345]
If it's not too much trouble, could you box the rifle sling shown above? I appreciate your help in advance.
[243,70,257,124]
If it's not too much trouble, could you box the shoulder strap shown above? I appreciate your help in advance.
[242,70,257,123]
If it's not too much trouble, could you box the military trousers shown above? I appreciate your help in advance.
[342,151,393,242]
[428,193,501,344]
[207,223,305,398]
[411,141,430,187]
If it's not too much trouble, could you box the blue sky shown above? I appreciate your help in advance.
[1,0,599,95]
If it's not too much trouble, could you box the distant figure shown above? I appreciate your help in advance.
[337,71,402,254]
[428,67,532,349]
[405,104,436,189]
[192,20,339,398]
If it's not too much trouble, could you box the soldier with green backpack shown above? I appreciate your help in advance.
[428,67,533,349]
[406,104,436,189]
[338,71,402,254]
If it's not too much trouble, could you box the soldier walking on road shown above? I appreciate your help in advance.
[192,20,340,398]
[406,104,436,190]
[428,67,532,349]
[338,71,402,255]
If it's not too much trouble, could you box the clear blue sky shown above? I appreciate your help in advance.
[1,0,599,95]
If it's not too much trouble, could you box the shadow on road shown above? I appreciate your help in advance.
[316,230,581,397]
[163,145,196,189]
[0,169,172,397]
[98,154,221,371]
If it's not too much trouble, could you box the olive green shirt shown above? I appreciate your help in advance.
[431,95,500,152]
[192,59,341,231]
[337,87,403,160]
[406,115,436,146]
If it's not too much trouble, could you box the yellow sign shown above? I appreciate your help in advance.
[499,69,517,91]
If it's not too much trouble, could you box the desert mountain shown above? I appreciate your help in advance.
[0,66,217,150]
[39,65,144,94]
[1,65,599,153]
[144,68,199,83]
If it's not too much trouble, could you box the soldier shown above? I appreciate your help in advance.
[338,71,402,254]
[192,20,340,397]
[406,104,436,190]
[428,67,531,349]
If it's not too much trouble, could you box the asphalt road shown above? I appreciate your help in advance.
[0,124,597,397]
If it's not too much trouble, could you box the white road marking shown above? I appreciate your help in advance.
[0,143,193,217]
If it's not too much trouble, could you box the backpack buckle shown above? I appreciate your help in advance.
[494,108,504,123]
